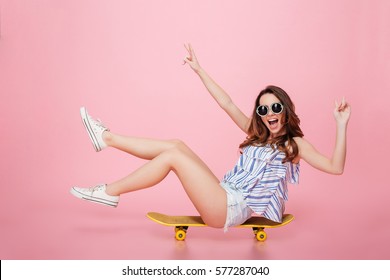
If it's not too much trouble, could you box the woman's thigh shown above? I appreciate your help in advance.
[167,142,227,228]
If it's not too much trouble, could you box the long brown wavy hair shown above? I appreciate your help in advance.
[239,85,304,163]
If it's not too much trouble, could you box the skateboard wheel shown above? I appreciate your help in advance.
[175,229,186,241]
[256,230,267,242]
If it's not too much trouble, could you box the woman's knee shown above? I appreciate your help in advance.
[158,142,185,166]
[169,139,184,147]
[168,139,191,153]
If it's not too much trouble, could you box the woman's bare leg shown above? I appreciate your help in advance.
[77,109,227,227]
[105,140,227,228]
[103,131,181,160]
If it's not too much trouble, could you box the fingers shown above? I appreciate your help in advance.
[183,57,190,65]
[185,43,196,58]
[184,43,190,53]
[188,43,194,54]
[183,43,192,62]
[184,43,193,52]
[184,43,194,56]
[335,97,349,112]
[183,43,199,66]
[183,44,190,65]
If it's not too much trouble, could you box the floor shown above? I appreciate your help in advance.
[1,189,389,260]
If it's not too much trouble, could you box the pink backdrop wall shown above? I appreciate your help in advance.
[1,0,389,259]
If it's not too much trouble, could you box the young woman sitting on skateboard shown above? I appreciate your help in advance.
[71,44,351,231]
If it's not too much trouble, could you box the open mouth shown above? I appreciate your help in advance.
[268,119,279,129]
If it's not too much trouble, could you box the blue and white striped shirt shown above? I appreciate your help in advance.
[222,144,299,223]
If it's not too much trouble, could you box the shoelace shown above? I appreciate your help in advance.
[87,112,107,130]
[88,184,105,194]
[93,118,107,130]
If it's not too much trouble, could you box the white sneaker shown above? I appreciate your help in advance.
[80,107,109,152]
[70,184,119,207]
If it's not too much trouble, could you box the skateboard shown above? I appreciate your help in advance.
[147,212,294,241]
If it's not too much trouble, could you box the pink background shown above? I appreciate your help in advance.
[1,0,389,259]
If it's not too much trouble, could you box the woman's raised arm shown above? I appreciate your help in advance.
[184,44,250,133]
[295,98,351,174]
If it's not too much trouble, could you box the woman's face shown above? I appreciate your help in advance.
[258,93,286,138]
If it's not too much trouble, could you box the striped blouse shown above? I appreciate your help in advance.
[222,144,299,223]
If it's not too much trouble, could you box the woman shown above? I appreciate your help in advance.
[71,44,351,231]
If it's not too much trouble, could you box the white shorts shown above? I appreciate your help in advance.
[220,181,253,232]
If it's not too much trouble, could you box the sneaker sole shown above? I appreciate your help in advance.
[80,107,101,152]
[70,187,118,207]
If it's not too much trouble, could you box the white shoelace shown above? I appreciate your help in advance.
[88,184,105,194]
[91,117,107,130]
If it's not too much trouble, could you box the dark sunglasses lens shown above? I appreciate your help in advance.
[257,106,268,116]
[272,103,283,114]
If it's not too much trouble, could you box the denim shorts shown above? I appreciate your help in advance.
[220,181,253,232]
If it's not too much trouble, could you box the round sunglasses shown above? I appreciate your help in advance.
[256,102,284,117]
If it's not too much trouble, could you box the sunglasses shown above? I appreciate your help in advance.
[256,102,284,117]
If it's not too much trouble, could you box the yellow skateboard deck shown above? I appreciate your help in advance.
[147,212,294,241]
